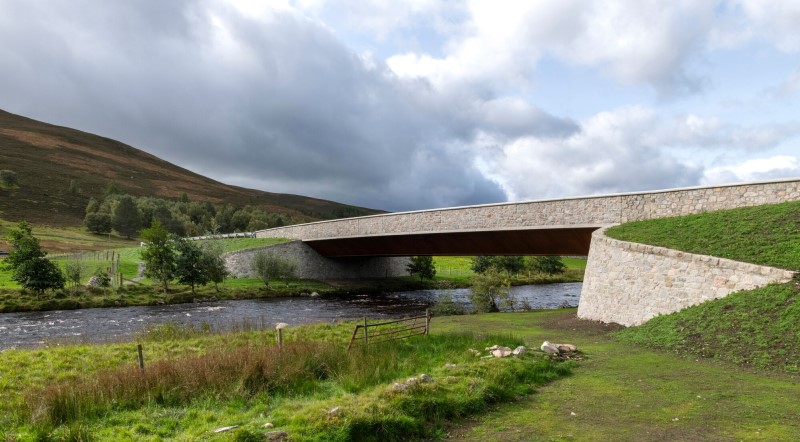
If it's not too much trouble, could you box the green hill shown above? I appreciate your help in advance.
[0,109,381,227]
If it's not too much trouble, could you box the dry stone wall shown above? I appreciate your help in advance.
[577,228,796,326]
[224,241,411,280]
[256,179,800,241]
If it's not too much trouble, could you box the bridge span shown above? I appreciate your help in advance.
[256,178,800,257]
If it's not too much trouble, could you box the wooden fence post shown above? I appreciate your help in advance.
[278,328,283,350]
[425,309,431,335]
[363,316,369,346]
[137,344,145,372]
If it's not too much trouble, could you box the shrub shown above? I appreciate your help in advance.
[0,169,18,188]
[468,268,511,313]
[251,250,296,287]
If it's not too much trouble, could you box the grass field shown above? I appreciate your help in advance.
[606,200,800,270]
[3,310,799,441]
[0,317,572,441]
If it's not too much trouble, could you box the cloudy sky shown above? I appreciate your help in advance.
[1,0,799,211]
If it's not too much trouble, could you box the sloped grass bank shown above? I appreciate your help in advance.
[606,200,800,270]
[616,281,800,372]
[2,321,571,441]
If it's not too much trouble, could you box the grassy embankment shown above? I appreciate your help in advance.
[431,256,585,286]
[604,200,800,373]
[0,318,572,441]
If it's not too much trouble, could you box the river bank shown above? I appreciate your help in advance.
[0,269,583,313]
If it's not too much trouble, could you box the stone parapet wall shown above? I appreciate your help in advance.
[256,179,800,241]
[224,241,411,280]
[577,228,796,326]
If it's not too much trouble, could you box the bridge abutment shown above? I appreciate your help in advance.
[577,228,796,326]
[224,241,411,281]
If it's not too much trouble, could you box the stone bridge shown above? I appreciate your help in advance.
[256,178,800,257]
[234,178,800,325]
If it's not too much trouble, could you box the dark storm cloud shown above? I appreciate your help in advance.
[0,0,585,211]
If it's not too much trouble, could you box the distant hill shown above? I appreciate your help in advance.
[0,109,381,227]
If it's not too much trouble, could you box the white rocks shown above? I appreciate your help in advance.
[419,373,434,383]
[557,344,577,353]
[491,346,513,358]
[540,341,561,355]
[444,363,458,369]
[328,406,342,417]
[264,423,274,428]
[468,348,481,356]
[512,346,527,355]
[392,382,410,391]
[275,322,289,330]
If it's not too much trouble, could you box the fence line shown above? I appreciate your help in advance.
[348,310,430,350]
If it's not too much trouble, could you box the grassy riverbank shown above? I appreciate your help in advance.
[4,309,800,441]
[0,317,572,441]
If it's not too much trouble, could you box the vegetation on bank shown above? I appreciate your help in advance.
[606,200,800,270]
[0,319,572,441]
[616,280,800,372]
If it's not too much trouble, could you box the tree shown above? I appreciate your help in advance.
[84,212,112,234]
[112,195,141,239]
[406,256,436,281]
[470,256,495,274]
[104,180,121,198]
[140,221,177,292]
[0,169,18,188]
[85,197,99,215]
[251,250,296,288]
[468,268,511,313]
[3,221,65,295]
[65,258,85,288]
[174,238,207,293]
[495,256,525,275]
[200,240,228,292]
[527,256,566,275]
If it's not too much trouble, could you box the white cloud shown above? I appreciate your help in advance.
[703,156,800,184]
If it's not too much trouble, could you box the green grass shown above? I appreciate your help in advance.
[616,281,800,372]
[0,319,571,441]
[434,311,800,442]
[606,200,800,270]
[432,256,586,285]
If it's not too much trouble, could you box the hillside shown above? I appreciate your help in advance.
[0,109,380,227]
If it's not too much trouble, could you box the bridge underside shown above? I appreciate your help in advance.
[303,226,602,257]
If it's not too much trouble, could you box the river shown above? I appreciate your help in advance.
[0,283,581,350]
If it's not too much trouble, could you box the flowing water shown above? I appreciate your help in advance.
[0,282,581,350]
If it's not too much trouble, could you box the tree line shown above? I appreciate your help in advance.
[83,184,294,239]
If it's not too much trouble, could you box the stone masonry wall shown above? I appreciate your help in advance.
[256,179,800,241]
[224,241,411,280]
[577,228,796,326]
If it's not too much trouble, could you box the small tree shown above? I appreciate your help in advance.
[65,258,85,288]
[0,169,18,188]
[406,256,436,282]
[200,240,228,292]
[495,256,525,275]
[470,256,495,274]
[251,250,296,288]
[3,221,65,295]
[84,212,112,234]
[112,195,141,239]
[174,238,208,293]
[468,268,511,313]
[140,221,177,293]
[527,256,566,275]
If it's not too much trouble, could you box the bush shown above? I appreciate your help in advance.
[468,269,511,313]
[527,256,566,275]
[3,221,65,295]
[0,169,18,188]
[251,250,296,287]
[84,212,112,234]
